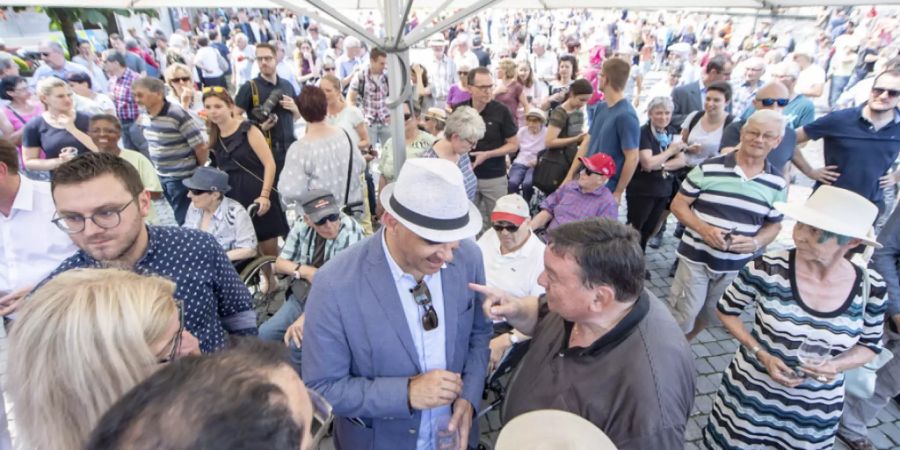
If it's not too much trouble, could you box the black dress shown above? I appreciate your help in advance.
[214,121,289,241]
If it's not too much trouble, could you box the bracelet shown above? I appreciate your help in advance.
[749,345,762,357]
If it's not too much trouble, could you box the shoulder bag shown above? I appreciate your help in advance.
[340,129,363,216]
[532,107,576,195]
[844,265,894,399]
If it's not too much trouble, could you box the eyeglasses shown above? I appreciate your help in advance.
[492,223,520,233]
[472,84,493,92]
[202,86,227,94]
[323,67,336,71]
[742,129,781,141]
[158,301,185,364]
[582,167,603,176]
[410,280,438,331]
[40,52,51,57]
[314,213,340,226]
[872,87,900,98]
[52,198,135,233]
[458,71,469,76]
[188,188,210,196]
[758,98,789,107]
[170,76,192,83]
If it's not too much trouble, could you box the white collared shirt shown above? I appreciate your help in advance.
[0,177,77,296]
[380,233,450,450]
[477,230,546,298]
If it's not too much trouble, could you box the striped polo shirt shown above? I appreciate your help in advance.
[141,100,207,179]
[677,152,786,272]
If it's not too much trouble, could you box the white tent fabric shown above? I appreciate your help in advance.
[3,0,899,7]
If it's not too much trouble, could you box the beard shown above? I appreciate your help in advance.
[85,226,143,267]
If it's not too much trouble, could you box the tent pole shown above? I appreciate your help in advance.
[405,0,501,47]
[383,0,409,175]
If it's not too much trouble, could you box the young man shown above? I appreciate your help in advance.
[102,50,144,153]
[347,48,391,147]
[44,152,256,352]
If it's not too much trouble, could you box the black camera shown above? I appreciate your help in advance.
[251,88,284,123]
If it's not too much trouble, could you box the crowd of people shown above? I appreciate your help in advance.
[0,4,899,450]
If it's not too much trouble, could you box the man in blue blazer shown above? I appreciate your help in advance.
[302,158,492,450]
[671,55,733,127]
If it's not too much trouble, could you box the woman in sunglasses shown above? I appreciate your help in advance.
[164,63,203,115]
[182,167,259,263]
[8,268,200,450]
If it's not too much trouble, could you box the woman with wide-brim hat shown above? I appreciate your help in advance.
[703,185,888,449]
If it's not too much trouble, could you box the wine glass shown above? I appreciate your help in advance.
[798,337,832,382]
[433,414,459,450]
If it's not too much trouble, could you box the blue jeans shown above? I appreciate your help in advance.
[507,163,535,203]
[159,176,190,225]
[829,75,851,108]
[259,294,304,374]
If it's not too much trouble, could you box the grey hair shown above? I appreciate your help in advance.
[444,106,485,143]
[773,60,801,79]
[42,40,65,54]
[646,96,674,114]
[743,109,786,137]
[0,55,14,71]
[133,76,166,95]
[103,50,127,67]
[124,39,140,50]
[344,36,360,49]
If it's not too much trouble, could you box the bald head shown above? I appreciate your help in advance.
[753,82,790,111]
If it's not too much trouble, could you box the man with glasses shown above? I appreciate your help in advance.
[720,82,798,176]
[457,67,518,227]
[259,190,364,372]
[44,152,257,353]
[531,152,619,232]
[86,339,324,450]
[792,69,900,217]
[30,40,91,90]
[302,158,491,450]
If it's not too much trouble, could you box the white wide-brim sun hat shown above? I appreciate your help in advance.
[774,185,881,248]
[495,410,618,450]
[381,158,482,243]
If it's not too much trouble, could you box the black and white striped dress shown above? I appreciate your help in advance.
[703,249,887,450]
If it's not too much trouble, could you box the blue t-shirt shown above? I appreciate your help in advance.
[586,99,641,189]
[720,119,797,170]
[802,105,900,203]
[741,95,816,129]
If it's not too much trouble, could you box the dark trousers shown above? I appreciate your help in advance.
[507,163,535,203]
[160,176,190,225]
[120,120,149,158]
[202,75,227,89]
[627,194,670,251]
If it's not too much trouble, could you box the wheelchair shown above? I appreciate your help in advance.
[235,255,286,326]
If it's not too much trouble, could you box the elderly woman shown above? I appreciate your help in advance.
[9,268,200,450]
[626,96,687,252]
[279,85,365,217]
[419,105,484,202]
[182,167,258,262]
[703,186,887,450]
[421,107,447,137]
[164,62,203,114]
[22,77,96,174]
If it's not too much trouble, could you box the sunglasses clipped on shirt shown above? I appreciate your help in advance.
[872,87,900,98]
[410,280,439,331]
[759,98,790,107]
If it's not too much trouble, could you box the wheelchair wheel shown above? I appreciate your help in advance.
[239,255,279,325]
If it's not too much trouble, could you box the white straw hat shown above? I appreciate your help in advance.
[495,410,617,450]
[775,185,881,248]
[380,158,482,242]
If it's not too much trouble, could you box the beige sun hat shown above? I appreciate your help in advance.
[495,410,617,450]
[774,185,881,248]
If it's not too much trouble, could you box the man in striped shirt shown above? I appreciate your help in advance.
[132,76,208,225]
[668,109,788,341]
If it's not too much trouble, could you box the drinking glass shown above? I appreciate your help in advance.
[433,414,459,450]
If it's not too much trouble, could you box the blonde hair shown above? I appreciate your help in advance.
[165,62,192,83]
[36,76,69,108]
[498,58,517,80]
[8,268,178,450]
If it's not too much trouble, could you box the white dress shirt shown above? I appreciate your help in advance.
[380,234,450,450]
[477,230,546,298]
[0,177,77,297]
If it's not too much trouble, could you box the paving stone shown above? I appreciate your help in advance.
[719,339,739,354]
[694,357,715,375]
[692,344,712,358]
[696,375,719,395]
[709,355,732,372]
[876,421,900,445]
[685,417,703,441]
[882,401,900,421]
[703,341,726,356]
[695,329,715,343]
[685,442,701,450]
[868,428,893,449]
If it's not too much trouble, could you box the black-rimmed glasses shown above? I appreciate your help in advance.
[52,198,135,234]
[158,301,185,364]
[410,281,438,331]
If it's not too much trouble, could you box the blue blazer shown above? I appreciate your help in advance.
[671,81,703,128]
[302,231,492,450]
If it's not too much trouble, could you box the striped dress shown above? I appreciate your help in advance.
[703,249,887,449]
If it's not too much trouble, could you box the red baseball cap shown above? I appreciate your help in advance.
[579,153,617,178]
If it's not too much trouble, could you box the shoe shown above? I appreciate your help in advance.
[647,233,663,249]
[668,260,678,278]
[836,432,875,450]
[645,270,651,281]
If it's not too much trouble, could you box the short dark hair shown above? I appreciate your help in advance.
[557,54,579,80]
[369,47,387,61]
[0,75,26,101]
[707,80,733,102]
[467,66,491,85]
[569,78,594,97]
[84,339,304,450]
[197,36,209,47]
[207,30,219,41]
[256,42,277,57]
[706,55,730,75]
[547,218,645,302]
[52,152,144,198]
[66,71,92,89]
[0,138,18,175]
[296,85,326,123]
[89,114,122,131]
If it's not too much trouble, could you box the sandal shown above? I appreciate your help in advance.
[836,432,875,450]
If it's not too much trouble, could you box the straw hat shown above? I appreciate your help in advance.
[495,410,617,450]
[775,185,881,248]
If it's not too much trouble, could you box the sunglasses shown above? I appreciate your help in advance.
[872,87,900,98]
[410,281,438,331]
[492,223,520,233]
[202,86,227,94]
[170,76,192,83]
[188,188,210,195]
[759,98,789,107]
[458,71,469,75]
[40,52,51,57]
[582,167,604,176]
[314,213,340,226]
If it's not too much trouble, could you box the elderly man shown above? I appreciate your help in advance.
[132,76,208,225]
[103,50,144,154]
[336,36,364,89]
[669,109,788,340]
[426,38,456,109]
[720,82,798,175]
[473,218,695,449]
[30,40,91,88]
[302,158,491,450]
[457,67,518,225]
[792,69,900,215]
[732,57,766,118]
[526,35,557,84]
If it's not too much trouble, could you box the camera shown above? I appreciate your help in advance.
[251,88,285,123]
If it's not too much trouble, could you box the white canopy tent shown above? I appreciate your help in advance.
[4,0,893,172]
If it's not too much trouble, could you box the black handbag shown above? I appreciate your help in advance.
[532,107,575,194]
